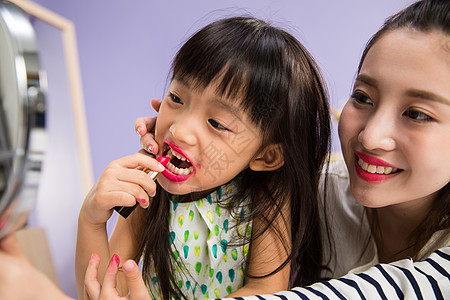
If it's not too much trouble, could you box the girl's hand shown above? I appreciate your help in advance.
[134,99,162,155]
[80,153,165,226]
[85,253,150,300]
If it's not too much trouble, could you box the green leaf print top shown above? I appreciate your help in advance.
[145,179,252,299]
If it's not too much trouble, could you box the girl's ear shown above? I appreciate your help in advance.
[249,143,284,171]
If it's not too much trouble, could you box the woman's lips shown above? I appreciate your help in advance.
[355,151,396,168]
[354,152,401,182]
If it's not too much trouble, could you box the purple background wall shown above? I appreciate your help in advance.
[29,0,414,297]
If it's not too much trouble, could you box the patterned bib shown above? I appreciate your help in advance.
[146,179,252,299]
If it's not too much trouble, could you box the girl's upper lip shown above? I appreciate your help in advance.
[164,139,194,165]
[355,151,397,168]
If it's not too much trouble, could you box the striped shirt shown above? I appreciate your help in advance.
[225,246,450,299]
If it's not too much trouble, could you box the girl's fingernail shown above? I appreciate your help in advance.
[136,127,141,135]
[147,145,153,154]
[136,198,146,204]
[156,163,165,172]
[122,260,136,272]
[111,254,120,267]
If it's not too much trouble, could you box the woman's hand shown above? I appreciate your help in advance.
[0,234,72,300]
[84,253,150,300]
[80,153,165,226]
[134,99,161,155]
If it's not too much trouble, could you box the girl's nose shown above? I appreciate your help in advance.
[169,121,197,146]
[358,113,396,152]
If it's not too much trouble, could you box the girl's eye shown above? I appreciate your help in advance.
[403,109,433,121]
[208,119,228,131]
[351,92,373,106]
[169,93,183,104]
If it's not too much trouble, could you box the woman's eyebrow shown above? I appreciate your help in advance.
[406,89,450,106]
[355,74,378,88]
[356,74,450,106]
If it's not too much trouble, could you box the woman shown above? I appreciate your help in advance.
[105,0,449,298]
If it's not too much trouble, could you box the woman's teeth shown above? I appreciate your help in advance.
[166,148,194,176]
[357,157,398,175]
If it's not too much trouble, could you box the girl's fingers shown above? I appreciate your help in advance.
[150,98,162,113]
[107,168,159,199]
[140,134,159,155]
[122,260,151,300]
[101,254,120,292]
[111,153,164,173]
[84,253,101,300]
[134,117,150,136]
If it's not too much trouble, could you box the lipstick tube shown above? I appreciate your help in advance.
[114,156,169,219]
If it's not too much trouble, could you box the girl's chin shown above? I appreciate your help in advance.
[157,178,200,196]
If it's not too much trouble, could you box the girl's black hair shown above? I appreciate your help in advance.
[134,17,331,299]
[357,0,450,260]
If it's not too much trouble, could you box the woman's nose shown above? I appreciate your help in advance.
[169,119,197,146]
[358,112,397,152]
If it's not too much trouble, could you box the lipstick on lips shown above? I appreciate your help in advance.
[161,140,196,183]
[354,151,400,182]
[114,156,170,219]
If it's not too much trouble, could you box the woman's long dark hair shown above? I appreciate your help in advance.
[134,17,331,299]
[358,0,450,260]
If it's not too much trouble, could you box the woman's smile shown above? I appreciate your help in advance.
[355,152,401,182]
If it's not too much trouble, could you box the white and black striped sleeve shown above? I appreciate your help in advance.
[225,246,450,300]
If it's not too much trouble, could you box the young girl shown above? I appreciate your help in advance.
[76,17,331,299]
[122,0,449,298]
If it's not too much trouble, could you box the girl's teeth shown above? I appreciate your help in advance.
[168,148,190,163]
[165,157,194,176]
[358,157,397,175]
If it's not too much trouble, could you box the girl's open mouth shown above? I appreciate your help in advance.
[161,142,195,182]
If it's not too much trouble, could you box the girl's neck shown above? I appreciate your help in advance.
[369,196,434,263]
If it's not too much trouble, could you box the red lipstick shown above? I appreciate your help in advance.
[354,152,400,182]
[162,140,196,183]
[356,152,396,168]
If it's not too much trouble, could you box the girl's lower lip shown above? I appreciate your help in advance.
[161,169,194,183]
[354,160,399,182]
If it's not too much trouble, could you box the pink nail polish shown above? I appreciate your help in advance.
[148,145,153,153]
[111,254,120,267]
[136,198,146,204]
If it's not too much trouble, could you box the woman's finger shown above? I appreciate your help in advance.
[122,260,151,300]
[0,233,29,261]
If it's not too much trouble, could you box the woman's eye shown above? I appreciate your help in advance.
[169,93,183,104]
[208,119,228,131]
[403,109,433,121]
[351,92,373,105]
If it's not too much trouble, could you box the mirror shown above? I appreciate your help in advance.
[0,0,45,238]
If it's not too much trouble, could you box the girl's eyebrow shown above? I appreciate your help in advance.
[173,78,243,120]
[406,89,450,106]
[214,99,243,120]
